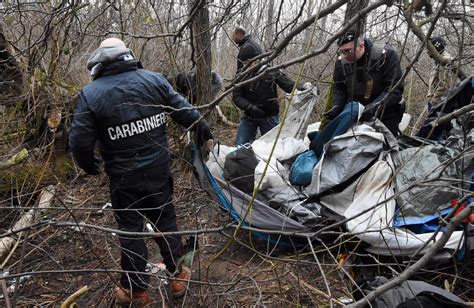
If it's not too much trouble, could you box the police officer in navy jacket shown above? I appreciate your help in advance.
[69,38,212,304]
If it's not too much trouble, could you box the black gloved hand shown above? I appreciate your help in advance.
[86,156,101,175]
[73,150,101,176]
[323,105,343,120]
[245,104,267,118]
[195,120,213,146]
[360,103,379,122]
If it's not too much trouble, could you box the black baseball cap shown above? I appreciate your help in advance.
[336,30,360,46]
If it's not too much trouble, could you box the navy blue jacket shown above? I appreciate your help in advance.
[69,61,203,176]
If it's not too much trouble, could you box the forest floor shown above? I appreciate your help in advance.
[1,123,473,307]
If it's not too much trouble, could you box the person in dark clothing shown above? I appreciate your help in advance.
[232,27,263,72]
[171,69,223,104]
[324,31,404,136]
[232,61,301,145]
[413,36,457,134]
[68,38,212,306]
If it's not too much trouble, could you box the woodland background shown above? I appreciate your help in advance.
[0,0,473,306]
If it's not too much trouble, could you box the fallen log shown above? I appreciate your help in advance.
[0,185,55,260]
[0,149,29,171]
[215,105,237,126]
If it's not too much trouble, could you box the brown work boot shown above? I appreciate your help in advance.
[115,287,153,307]
[169,265,191,298]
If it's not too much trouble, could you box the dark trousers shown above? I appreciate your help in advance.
[109,165,183,291]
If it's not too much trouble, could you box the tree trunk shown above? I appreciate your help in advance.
[344,0,369,34]
[264,0,275,49]
[189,0,212,107]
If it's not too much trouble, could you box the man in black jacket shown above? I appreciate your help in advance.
[232,27,263,72]
[232,61,300,145]
[69,38,212,306]
[325,31,404,135]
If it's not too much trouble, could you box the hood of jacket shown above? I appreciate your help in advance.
[86,46,135,78]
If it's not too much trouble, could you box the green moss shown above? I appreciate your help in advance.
[219,99,241,123]
[33,68,47,83]
[55,153,74,178]
[0,152,74,192]
[55,80,79,93]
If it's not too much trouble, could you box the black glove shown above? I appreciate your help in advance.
[195,120,213,146]
[245,104,267,118]
[73,151,101,175]
[87,157,101,175]
[323,105,343,120]
[360,103,379,122]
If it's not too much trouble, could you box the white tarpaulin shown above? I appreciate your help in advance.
[252,138,307,190]
[202,86,465,256]
[305,124,386,196]
[320,156,464,256]
[258,87,319,142]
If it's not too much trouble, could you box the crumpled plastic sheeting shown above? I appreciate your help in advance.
[258,86,319,143]
[394,144,460,217]
[206,138,308,192]
[305,124,385,196]
[262,185,321,226]
[252,138,307,162]
[254,159,288,190]
[213,176,306,231]
[206,144,236,181]
[252,138,307,190]
[395,116,473,217]
[321,157,464,256]
[446,118,474,179]
[357,276,466,307]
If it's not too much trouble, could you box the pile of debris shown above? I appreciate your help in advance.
[200,77,473,305]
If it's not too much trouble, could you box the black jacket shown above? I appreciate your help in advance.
[174,70,223,104]
[69,61,204,176]
[237,35,263,72]
[333,39,404,119]
[233,65,297,118]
